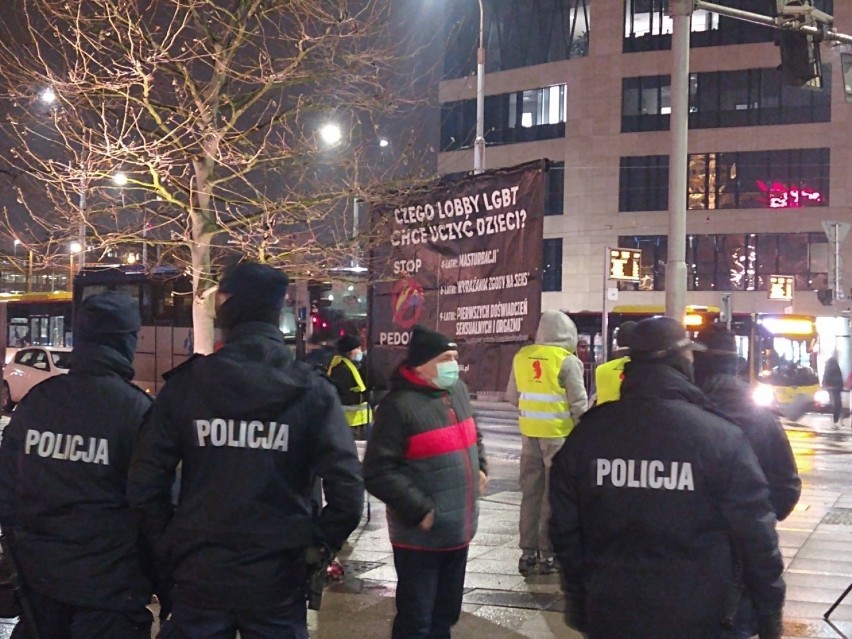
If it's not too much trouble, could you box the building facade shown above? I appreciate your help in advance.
[438,0,850,340]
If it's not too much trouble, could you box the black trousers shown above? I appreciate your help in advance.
[10,589,151,639]
[392,546,468,639]
[830,388,843,424]
[161,594,307,639]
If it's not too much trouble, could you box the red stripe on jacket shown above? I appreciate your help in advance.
[404,417,477,460]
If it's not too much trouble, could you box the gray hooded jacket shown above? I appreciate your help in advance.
[506,311,588,423]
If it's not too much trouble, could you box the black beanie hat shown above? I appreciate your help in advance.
[217,263,289,330]
[615,321,638,348]
[694,323,737,356]
[337,334,361,354]
[406,325,457,367]
[74,291,141,363]
[629,316,707,361]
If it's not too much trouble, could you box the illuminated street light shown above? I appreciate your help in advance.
[69,241,82,254]
[113,171,128,186]
[39,88,56,105]
[378,138,390,148]
[319,123,342,146]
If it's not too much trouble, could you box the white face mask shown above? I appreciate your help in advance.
[351,351,364,363]
[432,360,459,389]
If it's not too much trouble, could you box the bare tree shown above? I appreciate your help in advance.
[0,0,431,352]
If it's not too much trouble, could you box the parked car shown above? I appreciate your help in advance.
[3,346,71,412]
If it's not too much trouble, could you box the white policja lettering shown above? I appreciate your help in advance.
[595,458,694,491]
[194,419,289,452]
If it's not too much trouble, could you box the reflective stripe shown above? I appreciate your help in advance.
[520,392,566,402]
[520,410,573,420]
[343,404,368,413]
[342,403,370,427]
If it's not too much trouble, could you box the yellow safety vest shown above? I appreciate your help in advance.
[327,355,370,427]
[595,356,630,405]
[513,344,574,438]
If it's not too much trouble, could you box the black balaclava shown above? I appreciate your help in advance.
[74,291,141,364]
[216,263,289,331]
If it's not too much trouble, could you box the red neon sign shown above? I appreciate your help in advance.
[757,180,823,208]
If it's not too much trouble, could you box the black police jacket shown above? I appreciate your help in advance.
[549,361,785,639]
[0,343,154,611]
[128,322,364,610]
[702,374,801,520]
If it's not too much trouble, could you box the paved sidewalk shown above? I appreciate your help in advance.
[312,405,852,639]
[2,405,852,638]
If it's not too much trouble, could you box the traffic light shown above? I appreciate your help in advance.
[773,0,828,87]
[777,29,822,87]
[817,288,834,306]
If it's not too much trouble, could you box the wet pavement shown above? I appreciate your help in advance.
[1,405,852,637]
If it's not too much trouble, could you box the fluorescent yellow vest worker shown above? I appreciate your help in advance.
[327,355,370,427]
[595,356,630,405]
[513,344,574,438]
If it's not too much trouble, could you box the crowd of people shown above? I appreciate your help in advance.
[0,265,808,638]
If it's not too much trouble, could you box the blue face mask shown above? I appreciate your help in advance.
[432,360,459,389]
[352,351,364,363]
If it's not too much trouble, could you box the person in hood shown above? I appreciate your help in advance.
[363,325,487,639]
[549,316,785,639]
[0,291,155,639]
[694,323,800,639]
[128,263,363,639]
[505,311,587,575]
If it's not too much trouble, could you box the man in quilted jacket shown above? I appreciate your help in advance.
[364,325,488,639]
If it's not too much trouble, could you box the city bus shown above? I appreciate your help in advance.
[1,291,73,361]
[74,266,194,394]
[74,265,299,394]
[570,305,720,362]
[732,313,821,412]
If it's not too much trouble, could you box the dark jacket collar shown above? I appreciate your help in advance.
[391,365,445,397]
[700,374,753,415]
[69,343,135,380]
[621,360,714,412]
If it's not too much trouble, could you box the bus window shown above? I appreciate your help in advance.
[49,316,65,347]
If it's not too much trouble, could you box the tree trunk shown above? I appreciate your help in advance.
[190,155,217,354]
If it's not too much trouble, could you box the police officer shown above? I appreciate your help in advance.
[505,310,587,575]
[594,320,637,405]
[128,263,364,639]
[549,317,785,639]
[327,334,370,440]
[0,292,154,638]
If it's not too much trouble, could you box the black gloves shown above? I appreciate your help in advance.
[757,612,783,639]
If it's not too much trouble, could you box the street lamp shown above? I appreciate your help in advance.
[473,0,485,174]
[68,241,82,292]
[319,123,342,146]
[39,88,56,105]
[113,171,128,186]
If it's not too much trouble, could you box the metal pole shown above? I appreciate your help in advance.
[473,0,486,174]
[834,223,843,301]
[601,247,610,363]
[665,0,693,321]
[696,1,852,45]
[142,218,148,267]
[78,188,86,273]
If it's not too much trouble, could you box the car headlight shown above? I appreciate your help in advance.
[753,385,775,407]
[814,389,830,405]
